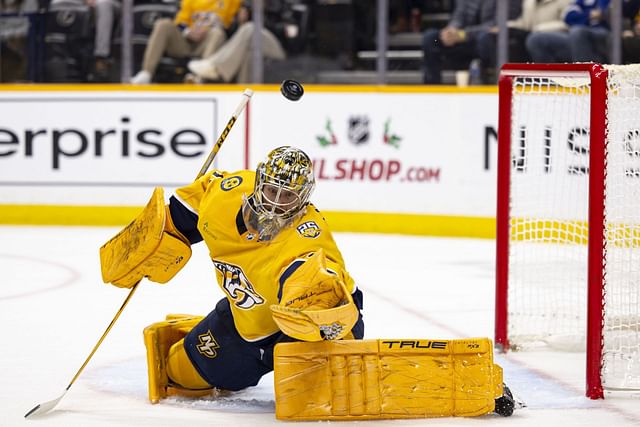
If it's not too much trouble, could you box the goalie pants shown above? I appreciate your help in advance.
[182,291,364,391]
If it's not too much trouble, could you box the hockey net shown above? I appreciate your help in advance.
[495,63,640,399]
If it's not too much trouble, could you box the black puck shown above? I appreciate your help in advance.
[280,79,304,101]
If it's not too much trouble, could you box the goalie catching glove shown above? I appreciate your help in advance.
[99,187,191,288]
[270,249,358,341]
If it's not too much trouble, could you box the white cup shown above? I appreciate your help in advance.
[455,70,470,87]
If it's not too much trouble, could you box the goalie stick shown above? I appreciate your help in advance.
[24,283,140,418]
[24,88,254,419]
[196,89,253,179]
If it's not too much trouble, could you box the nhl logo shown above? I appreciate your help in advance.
[57,10,77,27]
[348,115,370,145]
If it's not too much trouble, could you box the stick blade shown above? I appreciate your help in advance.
[24,392,66,418]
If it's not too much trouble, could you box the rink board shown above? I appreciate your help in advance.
[0,84,498,236]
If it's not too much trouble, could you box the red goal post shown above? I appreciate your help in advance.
[495,63,640,400]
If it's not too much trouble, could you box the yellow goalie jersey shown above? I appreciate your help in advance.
[172,169,356,342]
[174,0,242,29]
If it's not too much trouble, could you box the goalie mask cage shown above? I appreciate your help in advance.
[495,63,640,400]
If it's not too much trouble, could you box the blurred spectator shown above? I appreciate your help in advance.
[390,0,424,33]
[522,0,609,63]
[49,0,120,81]
[185,6,285,83]
[0,0,36,82]
[519,0,573,63]
[478,0,563,82]
[564,0,610,62]
[130,0,243,84]
[90,0,119,81]
[622,0,640,62]
[421,0,521,84]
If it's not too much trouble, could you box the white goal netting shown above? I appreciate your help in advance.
[505,64,640,391]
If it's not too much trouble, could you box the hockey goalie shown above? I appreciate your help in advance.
[100,146,514,420]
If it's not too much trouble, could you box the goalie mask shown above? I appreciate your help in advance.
[243,146,315,241]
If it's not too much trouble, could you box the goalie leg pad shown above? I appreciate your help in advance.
[273,338,504,421]
[143,314,210,403]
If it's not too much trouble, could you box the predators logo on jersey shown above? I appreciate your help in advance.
[297,221,321,239]
[212,260,265,309]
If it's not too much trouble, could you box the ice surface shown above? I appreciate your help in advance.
[2,226,640,426]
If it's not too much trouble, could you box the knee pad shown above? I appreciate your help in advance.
[143,314,210,403]
[166,339,211,390]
